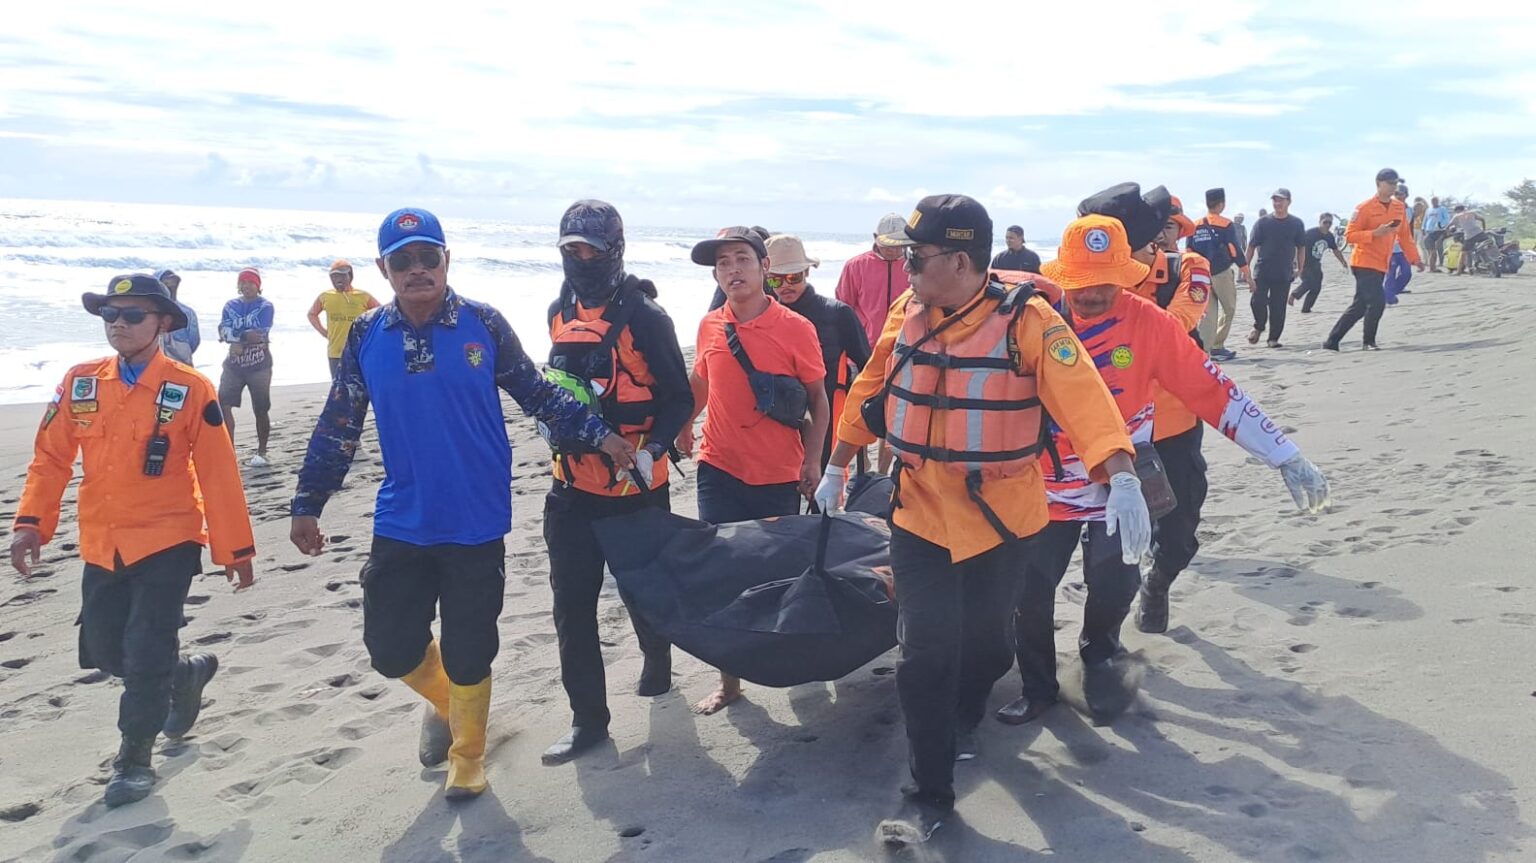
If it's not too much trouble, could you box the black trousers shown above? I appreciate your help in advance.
[79,542,201,739]
[695,461,801,523]
[1151,424,1208,581]
[1327,267,1387,347]
[360,536,506,685]
[1012,521,1139,700]
[1291,270,1324,312]
[544,482,671,729]
[891,525,1025,810]
[1250,274,1292,341]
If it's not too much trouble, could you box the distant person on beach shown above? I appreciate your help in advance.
[765,233,871,471]
[11,273,256,809]
[1384,184,1417,303]
[291,207,634,801]
[1422,196,1451,272]
[217,268,274,467]
[154,269,200,365]
[1004,214,1329,725]
[1289,213,1349,312]
[307,259,379,379]
[990,224,1042,273]
[1189,187,1249,361]
[1324,168,1423,352]
[1448,204,1487,275]
[539,200,693,766]
[835,213,911,472]
[815,196,1143,847]
[1245,189,1307,348]
[677,225,830,716]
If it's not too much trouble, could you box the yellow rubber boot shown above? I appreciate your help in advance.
[400,641,452,767]
[444,678,492,800]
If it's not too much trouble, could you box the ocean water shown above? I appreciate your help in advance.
[0,199,1057,406]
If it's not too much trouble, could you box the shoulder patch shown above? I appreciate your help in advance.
[1047,335,1080,367]
[203,400,225,427]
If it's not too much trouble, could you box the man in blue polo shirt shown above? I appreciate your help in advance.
[289,206,635,802]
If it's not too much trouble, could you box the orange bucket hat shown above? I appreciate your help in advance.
[1042,215,1150,290]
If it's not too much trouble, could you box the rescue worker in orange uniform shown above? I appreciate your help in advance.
[539,200,694,765]
[997,216,1332,725]
[813,195,1148,847]
[10,274,256,809]
[1325,167,1425,351]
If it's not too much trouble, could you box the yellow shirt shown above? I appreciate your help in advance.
[837,287,1133,563]
[313,289,379,358]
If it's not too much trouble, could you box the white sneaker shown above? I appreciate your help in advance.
[246,454,270,468]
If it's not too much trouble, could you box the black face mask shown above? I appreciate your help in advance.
[562,250,626,305]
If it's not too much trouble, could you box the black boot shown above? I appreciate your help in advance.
[994,694,1056,725]
[635,651,671,697]
[541,726,610,766]
[103,736,156,808]
[163,653,219,739]
[1135,567,1174,634]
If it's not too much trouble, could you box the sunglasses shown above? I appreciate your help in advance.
[386,248,443,272]
[903,247,959,271]
[765,272,807,291]
[330,270,352,278]
[99,306,155,324]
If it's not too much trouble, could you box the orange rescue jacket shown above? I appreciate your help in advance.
[1346,195,1421,272]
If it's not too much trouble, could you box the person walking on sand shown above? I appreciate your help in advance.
[1422,196,1450,272]
[11,274,256,809]
[307,259,379,380]
[1289,213,1349,313]
[814,196,1146,847]
[836,213,912,473]
[1244,189,1307,348]
[290,207,635,801]
[1189,188,1249,361]
[1383,184,1418,303]
[677,226,831,716]
[538,200,694,766]
[154,269,200,366]
[217,268,274,467]
[1324,169,1423,352]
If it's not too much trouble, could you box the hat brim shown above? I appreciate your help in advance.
[1172,213,1196,240]
[691,238,765,266]
[82,293,190,332]
[379,236,447,257]
[874,231,917,248]
[767,257,819,275]
[1040,258,1151,291]
[556,233,611,252]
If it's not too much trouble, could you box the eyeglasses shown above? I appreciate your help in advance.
[903,247,959,272]
[99,306,153,324]
[386,247,443,272]
[765,272,807,291]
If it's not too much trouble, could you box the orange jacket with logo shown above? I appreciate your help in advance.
[1046,292,1298,521]
[1346,195,1421,272]
[1129,250,1211,440]
[15,351,256,569]
[837,278,1132,563]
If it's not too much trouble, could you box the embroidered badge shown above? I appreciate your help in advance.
[157,382,190,411]
[1048,337,1080,366]
[70,400,99,414]
[113,279,134,294]
[1111,345,1134,369]
[1084,228,1111,253]
[464,342,486,368]
[72,376,98,402]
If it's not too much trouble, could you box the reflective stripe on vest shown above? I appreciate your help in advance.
[884,294,1043,479]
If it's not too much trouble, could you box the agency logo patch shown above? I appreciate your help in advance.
[1048,337,1080,366]
[396,213,421,232]
[1084,228,1112,254]
[157,382,190,410]
[464,342,486,368]
[1111,345,1134,369]
[72,376,98,402]
[1188,283,1209,303]
[113,279,134,294]
[945,228,975,241]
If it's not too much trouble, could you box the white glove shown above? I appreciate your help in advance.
[1104,472,1152,564]
[1279,454,1330,513]
[634,447,656,489]
[814,464,848,513]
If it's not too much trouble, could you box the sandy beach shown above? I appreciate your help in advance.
[2,267,1534,862]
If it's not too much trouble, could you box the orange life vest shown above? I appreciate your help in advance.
[547,285,665,496]
[884,281,1045,481]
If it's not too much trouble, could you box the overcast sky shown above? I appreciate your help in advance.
[3,1,1533,236]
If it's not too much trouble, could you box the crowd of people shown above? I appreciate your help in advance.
[40,165,1489,848]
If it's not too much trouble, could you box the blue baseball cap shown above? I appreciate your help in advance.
[378,207,446,256]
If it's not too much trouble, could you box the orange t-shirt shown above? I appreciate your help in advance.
[1129,250,1212,440]
[695,298,826,486]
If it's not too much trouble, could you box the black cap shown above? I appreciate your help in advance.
[1205,187,1225,207]
[1079,182,1165,250]
[82,274,189,331]
[691,226,768,266]
[558,199,624,253]
[1005,224,1024,237]
[1375,168,1401,184]
[888,194,993,252]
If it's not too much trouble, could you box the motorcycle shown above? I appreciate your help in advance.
[1465,229,1511,277]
